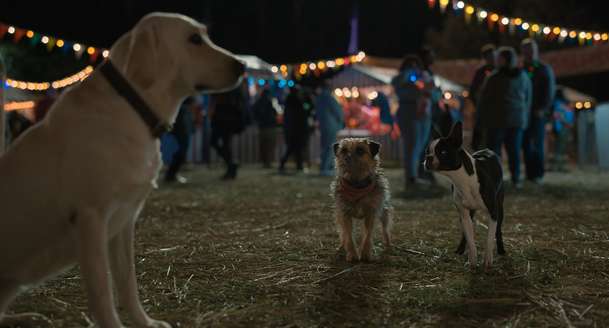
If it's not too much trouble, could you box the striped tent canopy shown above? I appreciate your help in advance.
[235,54,280,80]
[329,63,465,93]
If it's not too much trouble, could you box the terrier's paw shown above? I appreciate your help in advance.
[346,251,357,262]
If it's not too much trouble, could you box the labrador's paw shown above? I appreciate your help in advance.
[137,319,172,328]
[0,312,52,327]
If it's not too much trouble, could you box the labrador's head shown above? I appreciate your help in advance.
[111,13,245,97]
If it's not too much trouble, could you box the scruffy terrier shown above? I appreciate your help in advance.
[424,122,505,269]
[331,138,392,262]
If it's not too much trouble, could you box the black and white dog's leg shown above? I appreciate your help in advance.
[109,206,171,328]
[459,206,477,267]
[496,188,506,255]
[484,218,498,270]
[456,210,475,255]
[75,208,122,328]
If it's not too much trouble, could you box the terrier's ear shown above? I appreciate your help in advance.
[367,140,381,157]
[431,124,443,140]
[333,142,340,155]
[449,121,463,147]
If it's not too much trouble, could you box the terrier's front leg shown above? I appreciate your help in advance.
[337,214,357,262]
[359,216,375,261]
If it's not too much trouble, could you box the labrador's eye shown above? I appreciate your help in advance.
[189,33,203,45]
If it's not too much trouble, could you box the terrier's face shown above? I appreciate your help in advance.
[334,138,381,181]
[424,122,463,172]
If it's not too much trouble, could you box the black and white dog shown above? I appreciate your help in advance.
[424,122,505,269]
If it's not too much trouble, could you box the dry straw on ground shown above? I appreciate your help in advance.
[6,168,609,327]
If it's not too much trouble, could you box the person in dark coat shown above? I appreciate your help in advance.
[470,44,497,150]
[521,38,556,184]
[165,97,196,183]
[391,55,434,189]
[252,88,280,168]
[478,47,532,188]
[279,86,310,173]
[211,87,246,180]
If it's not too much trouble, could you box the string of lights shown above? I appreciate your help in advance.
[428,0,609,46]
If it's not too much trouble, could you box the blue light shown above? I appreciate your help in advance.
[278,80,287,88]
[409,74,417,82]
[287,80,295,88]
[258,79,266,86]
[247,77,255,86]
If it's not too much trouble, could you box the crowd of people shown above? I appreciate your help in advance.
[4,39,575,188]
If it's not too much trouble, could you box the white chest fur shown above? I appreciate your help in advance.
[442,166,487,211]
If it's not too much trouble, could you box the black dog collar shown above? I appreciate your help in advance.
[99,60,172,138]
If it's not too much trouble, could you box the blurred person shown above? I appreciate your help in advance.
[470,44,497,150]
[211,87,247,180]
[418,47,442,183]
[478,47,532,188]
[550,88,574,172]
[279,86,310,173]
[372,90,394,128]
[164,97,196,183]
[391,54,433,189]
[521,38,556,184]
[252,88,281,168]
[315,83,344,176]
[6,110,33,145]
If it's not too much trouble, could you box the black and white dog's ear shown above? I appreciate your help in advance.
[333,142,340,155]
[431,124,443,140]
[448,121,463,147]
[367,140,381,157]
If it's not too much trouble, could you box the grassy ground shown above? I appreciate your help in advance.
[6,166,609,327]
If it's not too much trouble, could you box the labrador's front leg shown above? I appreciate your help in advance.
[109,214,171,328]
[75,208,123,328]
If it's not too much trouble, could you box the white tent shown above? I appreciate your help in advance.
[328,63,465,93]
[235,54,280,80]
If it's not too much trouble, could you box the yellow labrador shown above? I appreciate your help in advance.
[0,13,244,328]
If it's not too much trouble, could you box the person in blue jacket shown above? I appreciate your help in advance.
[315,83,345,176]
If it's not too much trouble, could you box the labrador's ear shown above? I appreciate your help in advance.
[333,142,340,155]
[448,121,463,147]
[123,20,160,89]
[367,140,381,157]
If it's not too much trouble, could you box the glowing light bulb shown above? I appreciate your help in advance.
[334,88,343,97]
[522,22,530,30]
[8,26,15,34]
[456,1,465,9]
[490,13,499,22]
[280,65,288,72]
[594,33,601,41]
[569,31,577,38]
[586,32,593,40]
[575,102,583,109]
[501,17,509,25]
[543,27,551,35]
[553,27,561,35]
[271,66,278,73]
[73,43,81,52]
[514,18,522,26]
[26,30,34,38]
[465,6,474,15]
[87,47,95,55]
[579,31,587,39]
[479,11,488,19]
[102,50,110,58]
[584,101,592,109]
[602,33,609,41]
[41,36,49,44]
[317,61,325,69]
[531,24,540,32]
[560,30,568,38]
[308,63,316,70]
[56,39,64,47]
